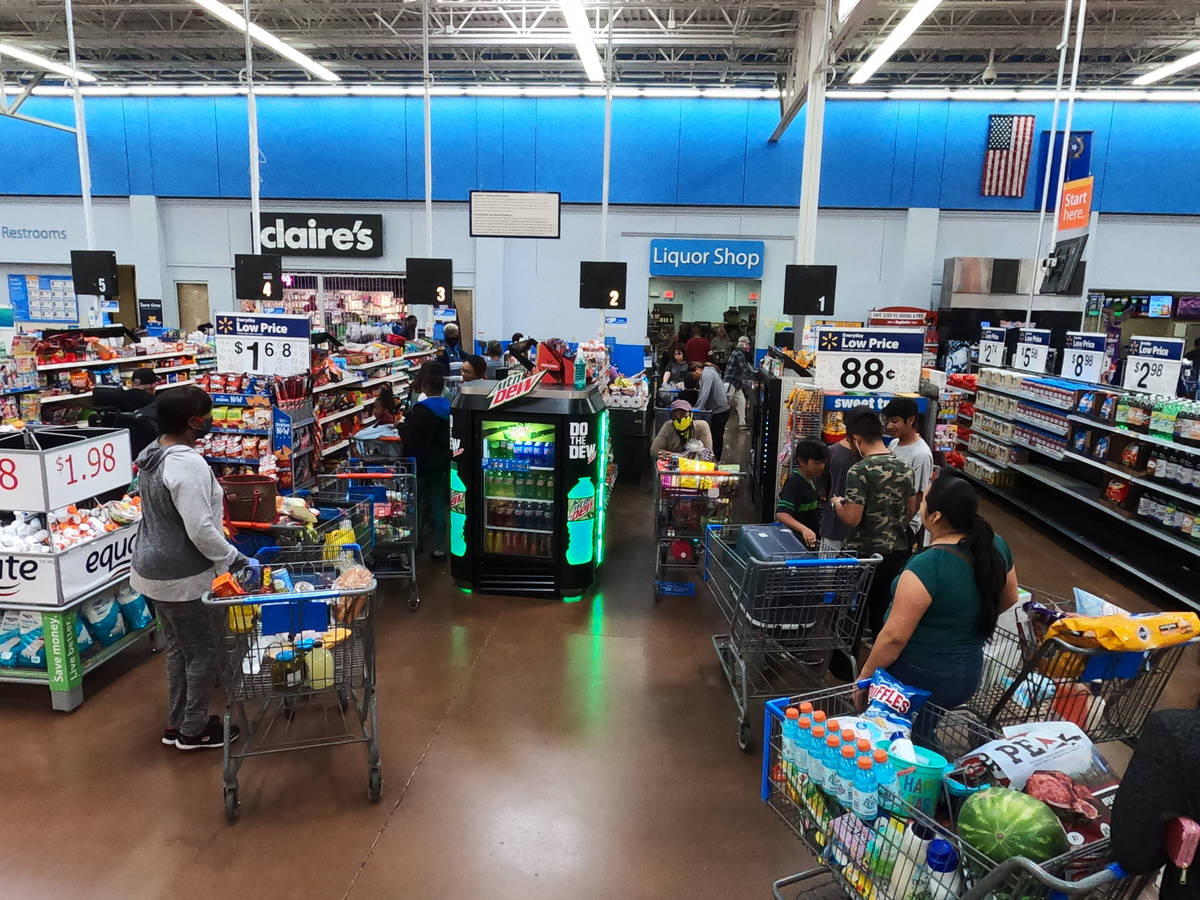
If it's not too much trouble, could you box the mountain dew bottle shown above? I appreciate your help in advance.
[449,465,468,557]
[564,476,596,566]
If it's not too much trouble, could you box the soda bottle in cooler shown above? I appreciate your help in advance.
[564,477,596,566]
[449,466,467,557]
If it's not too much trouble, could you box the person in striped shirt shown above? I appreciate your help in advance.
[776,440,829,549]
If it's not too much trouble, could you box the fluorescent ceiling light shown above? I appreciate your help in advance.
[0,42,96,82]
[557,0,605,83]
[849,0,944,84]
[188,0,339,82]
[1132,48,1200,86]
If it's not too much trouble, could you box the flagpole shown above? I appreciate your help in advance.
[1026,0,1075,323]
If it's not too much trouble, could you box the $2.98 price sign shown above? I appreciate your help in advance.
[1122,336,1184,396]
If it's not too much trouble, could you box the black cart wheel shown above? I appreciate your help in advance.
[408,585,421,611]
[223,785,240,823]
[737,721,753,753]
[368,766,383,802]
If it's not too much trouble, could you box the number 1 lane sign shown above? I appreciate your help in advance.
[815,327,924,394]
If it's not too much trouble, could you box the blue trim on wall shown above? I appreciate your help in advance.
[2,96,1198,214]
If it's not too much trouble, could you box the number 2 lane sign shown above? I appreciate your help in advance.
[815,327,925,394]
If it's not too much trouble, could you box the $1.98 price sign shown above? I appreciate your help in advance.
[815,327,924,394]
[0,433,133,512]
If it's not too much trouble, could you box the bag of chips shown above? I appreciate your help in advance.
[860,669,930,742]
[1045,612,1200,652]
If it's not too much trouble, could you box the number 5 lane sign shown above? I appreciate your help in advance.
[1123,335,1184,395]
[815,327,924,394]
[1062,332,1108,384]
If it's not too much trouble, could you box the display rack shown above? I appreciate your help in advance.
[273,400,317,493]
[0,426,152,711]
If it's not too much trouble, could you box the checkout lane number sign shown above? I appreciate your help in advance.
[215,313,311,377]
[1123,336,1184,395]
[1062,332,1107,383]
[815,327,924,394]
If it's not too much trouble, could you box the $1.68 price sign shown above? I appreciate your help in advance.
[214,313,311,377]
[815,327,924,394]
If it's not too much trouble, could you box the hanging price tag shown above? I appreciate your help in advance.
[978,327,1008,368]
[215,313,310,376]
[1123,336,1184,395]
[1014,328,1051,373]
[46,435,133,510]
[1061,332,1108,383]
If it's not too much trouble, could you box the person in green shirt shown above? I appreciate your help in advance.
[858,470,1020,711]
[776,440,828,548]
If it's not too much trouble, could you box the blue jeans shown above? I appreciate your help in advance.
[889,648,983,745]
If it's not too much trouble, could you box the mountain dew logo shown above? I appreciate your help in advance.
[451,488,466,514]
[565,477,596,566]
[567,495,595,521]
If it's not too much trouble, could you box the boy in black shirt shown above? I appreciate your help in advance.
[776,440,828,548]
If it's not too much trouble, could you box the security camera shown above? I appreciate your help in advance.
[982,51,997,85]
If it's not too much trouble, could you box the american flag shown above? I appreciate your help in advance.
[981,114,1035,197]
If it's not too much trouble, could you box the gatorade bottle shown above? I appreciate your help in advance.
[852,757,878,822]
[565,476,596,566]
[795,715,812,784]
[809,725,827,789]
[837,745,857,806]
[823,735,843,800]
[812,709,827,729]
[783,708,800,776]
[449,466,468,557]
[841,729,856,747]
[574,352,587,389]
[873,748,899,814]
[799,701,814,719]
[856,738,872,756]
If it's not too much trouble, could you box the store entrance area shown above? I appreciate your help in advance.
[647,276,759,367]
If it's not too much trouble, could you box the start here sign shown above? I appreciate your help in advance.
[1057,176,1094,232]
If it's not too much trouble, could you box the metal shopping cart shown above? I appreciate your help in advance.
[966,587,1190,745]
[202,544,380,823]
[322,456,420,611]
[762,683,1150,900]
[227,491,375,562]
[704,525,879,751]
[652,457,745,599]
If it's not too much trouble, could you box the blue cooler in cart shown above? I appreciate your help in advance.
[732,524,828,630]
[733,523,806,560]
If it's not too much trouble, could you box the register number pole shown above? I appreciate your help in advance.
[599,0,614,263]
[791,0,829,338]
[1046,0,1088,270]
[64,0,94,250]
[242,0,262,254]
[422,0,434,257]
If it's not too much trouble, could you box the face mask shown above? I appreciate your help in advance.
[673,415,693,433]
[190,415,213,439]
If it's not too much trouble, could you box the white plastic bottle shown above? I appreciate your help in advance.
[887,821,935,900]
[925,838,963,900]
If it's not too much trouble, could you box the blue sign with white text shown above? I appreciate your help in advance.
[215,313,311,339]
[817,329,925,354]
[823,394,928,412]
[980,327,1008,343]
[1129,337,1183,361]
[649,239,765,278]
[1065,333,1106,352]
[1018,328,1051,346]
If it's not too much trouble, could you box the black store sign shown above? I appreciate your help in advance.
[258,212,384,258]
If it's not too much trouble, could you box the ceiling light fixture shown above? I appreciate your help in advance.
[0,42,96,82]
[1132,48,1200,86]
[849,0,944,84]
[187,0,339,82]
[557,0,605,83]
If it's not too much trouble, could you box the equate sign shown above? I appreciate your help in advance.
[1057,176,1094,232]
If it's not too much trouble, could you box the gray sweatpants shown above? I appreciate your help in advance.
[157,599,219,736]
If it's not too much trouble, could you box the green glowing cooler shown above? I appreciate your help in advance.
[449,380,609,597]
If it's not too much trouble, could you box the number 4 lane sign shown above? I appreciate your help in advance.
[1062,332,1108,383]
[815,327,924,394]
[1123,335,1184,395]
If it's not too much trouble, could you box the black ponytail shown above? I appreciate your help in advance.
[924,472,1007,640]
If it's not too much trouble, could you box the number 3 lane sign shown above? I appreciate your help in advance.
[815,327,925,394]
[1122,335,1184,395]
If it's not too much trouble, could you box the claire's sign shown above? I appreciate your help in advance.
[258,212,383,258]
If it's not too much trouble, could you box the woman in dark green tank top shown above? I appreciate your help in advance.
[857,471,1020,710]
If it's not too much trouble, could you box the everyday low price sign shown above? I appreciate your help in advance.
[215,313,310,376]
[978,327,1008,368]
[488,368,547,409]
[1123,336,1183,395]
[1014,328,1052,373]
[1062,332,1108,383]
[815,327,924,393]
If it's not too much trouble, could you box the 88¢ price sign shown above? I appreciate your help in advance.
[215,313,311,377]
[815,327,925,394]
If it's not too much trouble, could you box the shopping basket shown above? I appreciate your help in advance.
[966,587,1189,745]
[201,544,380,822]
[704,524,879,751]
[762,683,1148,900]
[652,457,745,599]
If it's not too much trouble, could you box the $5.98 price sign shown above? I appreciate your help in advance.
[815,327,924,394]
[0,433,133,512]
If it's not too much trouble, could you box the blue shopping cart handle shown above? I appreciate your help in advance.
[783,556,861,567]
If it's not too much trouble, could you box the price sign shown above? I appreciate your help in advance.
[1123,336,1184,395]
[1061,332,1108,383]
[978,327,1008,368]
[0,450,47,511]
[815,327,924,393]
[46,434,133,510]
[1014,328,1052,373]
[488,368,547,409]
[214,313,310,376]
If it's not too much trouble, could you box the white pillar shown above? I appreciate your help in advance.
[242,0,261,254]
[127,195,167,303]
[422,0,434,257]
[900,207,941,309]
[64,0,94,250]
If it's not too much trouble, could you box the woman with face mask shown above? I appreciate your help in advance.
[131,386,252,751]
[856,469,1020,711]
[650,399,714,457]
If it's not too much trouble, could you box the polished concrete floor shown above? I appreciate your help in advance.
[3,427,1196,899]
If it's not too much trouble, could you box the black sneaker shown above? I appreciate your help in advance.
[176,715,240,750]
[430,550,447,561]
[162,727,180,746]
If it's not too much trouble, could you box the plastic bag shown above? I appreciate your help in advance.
[1045,611,1200,652]
[80,590,128,646]
[16,611,45,668]
[0,610,21,667]
[116,585,153,631]
[74,614,95,656]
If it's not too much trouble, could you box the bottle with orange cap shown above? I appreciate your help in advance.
[809,724,828,789]
[837,745,857,806]
[824,734,846,800]
[873,747,899,814]
[783,706,801,779]
[852,755,878,822]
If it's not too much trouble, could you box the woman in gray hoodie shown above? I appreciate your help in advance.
[131,386,249,750]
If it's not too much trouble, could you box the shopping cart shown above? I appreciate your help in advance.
[704,525,879,751]
[322,457,419,610]
[762,683,1149,900]
[202,544,380,823]
[652,457,744,599]
[227,491,376,562]
[966,587,1190,745]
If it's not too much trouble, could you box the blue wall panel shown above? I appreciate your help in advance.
[474,98,505,191]
[820,101,899,208]
[430,98,478,201]
[145,98,222,197]
[500,98,537,192]
[213,98,248,197]
[609,99,680,205]
[1103,103,1200,214]
[909,102,950,209]
[121,98,155,196]
[676,99,749,205]
[0,98,80,195]
[533,98,603,201]
[742,101,803,207]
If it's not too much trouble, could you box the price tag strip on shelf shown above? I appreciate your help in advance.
[815,327,924,393]
[1123,335,1184,395]
[1014,328,1051,374]
[214,313,310,377]
[978,327,1008,368]
[1062,332,1108,383]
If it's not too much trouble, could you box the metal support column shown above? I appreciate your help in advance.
[242,0,262,253]
[791,0,830,338]
[422,0,434,257]
[64,0,94,249]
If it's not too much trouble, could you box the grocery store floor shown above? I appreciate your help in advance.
[4,428,1197,899]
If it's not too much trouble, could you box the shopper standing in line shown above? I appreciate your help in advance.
[829,406,917,679]
[690,361,731,461]
[399,363,452,561]
[685,324,711,365]
[131,386,248,750]
[461,354,488,382]
[723,336,756,429]
[776,440,829,548]
[436,322,465,374]
[819,427,860,552]
[883,397,935,549]
[709,324,731,365]
[661,343,690,386]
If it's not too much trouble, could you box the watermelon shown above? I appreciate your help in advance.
[957,786,1070,865]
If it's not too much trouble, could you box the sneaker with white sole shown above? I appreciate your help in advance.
[176,715,240,750]
[162,727,180,746]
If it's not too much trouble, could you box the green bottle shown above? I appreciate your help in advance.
[450,465,468,557]
[564,476,596,566]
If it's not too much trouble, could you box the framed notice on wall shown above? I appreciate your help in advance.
[6,274,78,323]
[469,191,561,239]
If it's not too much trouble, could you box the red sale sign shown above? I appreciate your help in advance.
[487,368,547,410]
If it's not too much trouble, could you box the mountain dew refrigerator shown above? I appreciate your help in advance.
[449,380,609,598]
